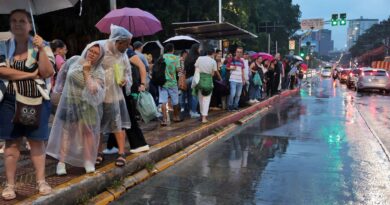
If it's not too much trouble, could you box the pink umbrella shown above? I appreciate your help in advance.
[300,63,308,72]
[95,7,162,37]
[252,52,274,61]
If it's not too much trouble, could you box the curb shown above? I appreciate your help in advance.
[18,89,299,205]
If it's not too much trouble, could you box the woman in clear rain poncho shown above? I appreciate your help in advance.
[46,41,105,174]
[97,25,132,167]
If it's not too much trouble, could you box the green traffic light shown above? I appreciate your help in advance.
[300,53,305,57]
[331,20,338,26]
[340,20,346,25]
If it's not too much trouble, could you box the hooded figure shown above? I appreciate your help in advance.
[46,41,106,173]
[99,25,132,134]
[97,25,132,168]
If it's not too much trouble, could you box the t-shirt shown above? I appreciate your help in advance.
[242,58,249,81]
[163,53,180,88]
[195,56,217,75]
[55,55,65,71]
[226,57,245,83]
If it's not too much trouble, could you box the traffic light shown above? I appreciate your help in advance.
[300,52,305,57]
[340,13,347,25]
[331,14,338,26]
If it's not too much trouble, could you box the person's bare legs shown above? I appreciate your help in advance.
[161,103,168,125]
[29,139,52,195]
[113,131,125,155]
[4,139,21,186]
[28,139,46,182]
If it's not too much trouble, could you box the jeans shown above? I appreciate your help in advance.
[249,84,261,100]
[181,76,198,113]
[228,81,243,109]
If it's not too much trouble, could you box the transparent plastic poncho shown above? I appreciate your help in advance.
[46,42,106,167]
[99,25,132,133]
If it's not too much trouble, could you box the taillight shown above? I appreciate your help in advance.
[387,72,389,77]
[362,72,365,76]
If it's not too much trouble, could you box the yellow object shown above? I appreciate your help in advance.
[114,63,124,85]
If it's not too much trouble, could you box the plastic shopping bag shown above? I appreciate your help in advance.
[136,92,158,123]
[114,63,124,85]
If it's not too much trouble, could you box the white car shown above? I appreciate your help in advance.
[321,67,332,77]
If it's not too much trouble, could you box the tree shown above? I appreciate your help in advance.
[349,17,390,58]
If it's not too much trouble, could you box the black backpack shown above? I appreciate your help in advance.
[151,56,166,86]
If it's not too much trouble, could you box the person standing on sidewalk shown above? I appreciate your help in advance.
[249,56,263,103]
[160,43,182,126]
[227,47,246,111]
[192,47,222,123]
[0,9,55,200]
[47,42,105,175]
[98,25,132,167]
[184,44,201,118]
[274,53,284,93]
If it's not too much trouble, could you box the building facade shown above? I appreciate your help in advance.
[302,29,334,56]
[347,17,378,49]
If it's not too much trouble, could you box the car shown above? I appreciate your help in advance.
[355,68,390,93]
[346,68,362,89]
[321,67,332,77]
[338,69,351,83]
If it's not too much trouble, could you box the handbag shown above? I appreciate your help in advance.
[178,72,187,91]
[12,82,42,128]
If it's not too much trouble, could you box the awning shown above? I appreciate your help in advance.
[174,22,258,40]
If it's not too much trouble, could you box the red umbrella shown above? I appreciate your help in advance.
[95,7,162,37]
[300,63,308,72]
[252,52,274,61]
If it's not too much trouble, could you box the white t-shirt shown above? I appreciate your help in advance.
[195,56,217,74]
[242,58,250,81]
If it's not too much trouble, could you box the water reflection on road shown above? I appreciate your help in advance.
[113,77,390,205]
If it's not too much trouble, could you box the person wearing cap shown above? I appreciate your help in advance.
[133,41,149,73]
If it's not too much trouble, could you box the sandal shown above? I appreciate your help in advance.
[115,153,126,167]
[2,184,16,200]
[95,153,104,166]
[160,121,168,127]
[37,180,52,195]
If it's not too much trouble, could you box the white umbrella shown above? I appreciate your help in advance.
[163,35,200,50]
[143,40,163,59]
[0,0,79,34]
[293,55,304,61]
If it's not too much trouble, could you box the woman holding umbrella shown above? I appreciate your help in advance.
[0,9,54,200]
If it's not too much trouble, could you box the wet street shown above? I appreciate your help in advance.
[113,77,390,205]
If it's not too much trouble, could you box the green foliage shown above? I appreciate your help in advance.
[349,17,390,58]
[0,0,301,55]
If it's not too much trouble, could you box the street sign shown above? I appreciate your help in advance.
[289,40,295,50]
[300,19,324,30]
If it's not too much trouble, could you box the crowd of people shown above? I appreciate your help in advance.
[0,9,306,200]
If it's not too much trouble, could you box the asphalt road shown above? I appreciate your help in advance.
[113,77,390,205]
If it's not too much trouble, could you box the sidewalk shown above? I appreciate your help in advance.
[0,89,298,205]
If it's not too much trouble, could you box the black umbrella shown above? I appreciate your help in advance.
[142,41,163,60]
[163,35,200,50]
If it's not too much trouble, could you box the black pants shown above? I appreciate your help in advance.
[107,88,148,150]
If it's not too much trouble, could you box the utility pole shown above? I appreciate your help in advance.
[275,40,278,54]
[268,33,271,54]
[218,0,223,50]
[110,0,116,10]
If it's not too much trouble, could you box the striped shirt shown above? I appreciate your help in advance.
[226,58,244,83]
[7,60,40,97]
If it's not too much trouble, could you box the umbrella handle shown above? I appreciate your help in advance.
[28,0,37,35]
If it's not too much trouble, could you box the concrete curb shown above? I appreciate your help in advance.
[18,89,299,205]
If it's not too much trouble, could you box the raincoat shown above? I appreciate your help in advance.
[46,42,106,167]
[99,25,132,133]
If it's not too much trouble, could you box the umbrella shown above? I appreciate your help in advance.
[253,52,274,61]
[294,55,304,61]
[163,35,200,50]
[142,40,163,60]
[299,63,308,72]
[96,7,162,37]
[285,55,303,63]
[0,0,79,34]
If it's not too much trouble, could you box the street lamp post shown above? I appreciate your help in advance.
[218,0,222,50]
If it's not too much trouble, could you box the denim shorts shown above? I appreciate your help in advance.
[159,86,179,105]
[0,93,51,141]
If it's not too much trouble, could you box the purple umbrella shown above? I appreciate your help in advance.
[95,7,162,37]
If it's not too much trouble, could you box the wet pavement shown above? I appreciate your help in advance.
[113,77,390,205]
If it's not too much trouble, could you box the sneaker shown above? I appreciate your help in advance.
[233,107,239,111]
[56,162,67,176]
[249,100,256,104]
[190,111,200,118]
[254,99,260,103]
[130,145,150,154]
[102,147,119,155]
[84,161,95,173]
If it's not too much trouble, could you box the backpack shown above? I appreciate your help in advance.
[151,56,166,86]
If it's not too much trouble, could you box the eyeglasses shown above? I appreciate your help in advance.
[88,49,100,56]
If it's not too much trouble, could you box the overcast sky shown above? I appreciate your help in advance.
[292,0,389,50]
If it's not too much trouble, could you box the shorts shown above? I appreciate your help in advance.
[159,86,179,105]
[0,93,51,141]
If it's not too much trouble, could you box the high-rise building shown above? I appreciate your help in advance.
[347,17,378,49]
[302,29,334,56]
